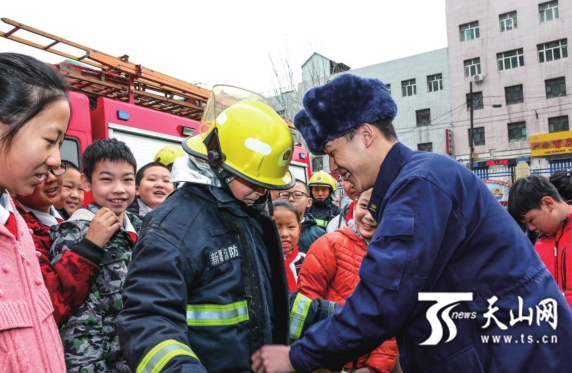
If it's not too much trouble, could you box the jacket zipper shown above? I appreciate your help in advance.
[555,219,568,291]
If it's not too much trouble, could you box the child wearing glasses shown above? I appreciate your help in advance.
[15,162,99,327]
[273,179,325,254]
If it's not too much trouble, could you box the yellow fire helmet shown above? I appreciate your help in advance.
[183,85,295,190]
[309,171,337,192]
[154,145,186,167]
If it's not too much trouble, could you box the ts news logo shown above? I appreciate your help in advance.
[418,292,473,345]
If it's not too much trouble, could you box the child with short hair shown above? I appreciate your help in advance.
[126,161,173,220]
[509,175,572,309]
[15,166,98,327]
[0,52,68,373]
[272,199,305,292]
[55,161,84,220]
[50,138,141,372]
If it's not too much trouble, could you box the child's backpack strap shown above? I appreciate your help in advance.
[68,208,96,222]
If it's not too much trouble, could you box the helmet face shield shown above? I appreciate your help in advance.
[199,85,270,139]
[185,85,295,190]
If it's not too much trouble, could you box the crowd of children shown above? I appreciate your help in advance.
[0,52,400,373]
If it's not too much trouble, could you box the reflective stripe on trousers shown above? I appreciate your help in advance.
[137,339,198,373]
[289,294,312,339]
[187,300,249,326]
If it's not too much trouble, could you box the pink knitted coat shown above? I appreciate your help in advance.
[0,196,65,372]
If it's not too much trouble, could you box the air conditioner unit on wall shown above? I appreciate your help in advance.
[473,74,484,83]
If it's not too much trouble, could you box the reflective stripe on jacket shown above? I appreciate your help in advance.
[119,184,337,373]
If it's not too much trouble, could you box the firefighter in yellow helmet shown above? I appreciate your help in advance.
[154,145,186,171]
[119,85,338,373]
[307,170,342,228]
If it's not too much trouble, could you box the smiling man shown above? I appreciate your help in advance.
[252,74,572,373]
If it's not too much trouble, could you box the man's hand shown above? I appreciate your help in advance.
[85,208,121,248]
[252,345,295,373]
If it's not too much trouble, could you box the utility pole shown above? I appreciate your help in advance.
[469,81,474,171]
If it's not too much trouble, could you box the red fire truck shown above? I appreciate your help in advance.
[1,18,311,199]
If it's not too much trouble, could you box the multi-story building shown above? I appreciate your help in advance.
[269,49,453,177]
[446,0,570,179]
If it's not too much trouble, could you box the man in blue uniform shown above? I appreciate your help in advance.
[252,74,572,373]
[118,86,336,373]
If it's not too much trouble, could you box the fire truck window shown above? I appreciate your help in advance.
[60,137,81,171]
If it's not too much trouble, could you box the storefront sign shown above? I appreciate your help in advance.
[530,131,572,157]
[477,159,517,168]
[483,180,511,206]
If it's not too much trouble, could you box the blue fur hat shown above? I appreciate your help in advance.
[295,74,397,155]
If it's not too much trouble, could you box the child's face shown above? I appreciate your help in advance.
[56,168,84,215]
[355,188,378,243]
[136,166,173,209]
[17,171,63,214]
[342,180,359,201]
[279,182,311,220]
[229,177,267,206]
[82,160,136,218]
[273,208,301,254]
[521,198,561,237]
[312,186,330,201]
[0,99,69,196]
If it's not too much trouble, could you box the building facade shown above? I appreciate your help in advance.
[446,0,571,179]
[269,49,453,177]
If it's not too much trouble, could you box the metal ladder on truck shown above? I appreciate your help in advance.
[0,18,210,120]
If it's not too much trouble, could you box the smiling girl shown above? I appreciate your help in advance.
[297,189,398,373]
[0,53,68,372]
[272,199,306,292]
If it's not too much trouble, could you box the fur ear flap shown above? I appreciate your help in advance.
[294,109,327,155]
[300,74,397,152]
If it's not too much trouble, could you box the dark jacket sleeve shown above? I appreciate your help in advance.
[288,292,338,341]
[118,226,206,373]
[289,178,454,372]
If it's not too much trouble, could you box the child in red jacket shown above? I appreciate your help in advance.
[272,199,306,292]
[15,166,99,326]
[298,189,398,373]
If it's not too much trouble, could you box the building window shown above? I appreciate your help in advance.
[497,49,524,70]
[549,116,569,133]
[387,84,391,96]
[540,1,559,23]
[427,74,443,92]
[500,11,517,32]
[464,58,481,77]
[469,127,486,146]
[546,77,566,99]
[460,21,480,42]
[508,122,527,142]
[416,109,431,126]
[466,92,484,111]
[402,79,416,97]
[418,143,433,152]
[538,39,568,63]
[311,156,323,172]
[505,85,524,105]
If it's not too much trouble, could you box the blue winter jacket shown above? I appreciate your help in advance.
[290,142,572,373]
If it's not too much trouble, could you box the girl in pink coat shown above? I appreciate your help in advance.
[0,53,69,373]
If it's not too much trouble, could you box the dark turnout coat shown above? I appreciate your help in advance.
[290,142,572,373]
[118,183,336,373]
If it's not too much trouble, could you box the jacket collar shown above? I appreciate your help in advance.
[302,213,317,226]
[208,185,248,217]
[368,142,412,221]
